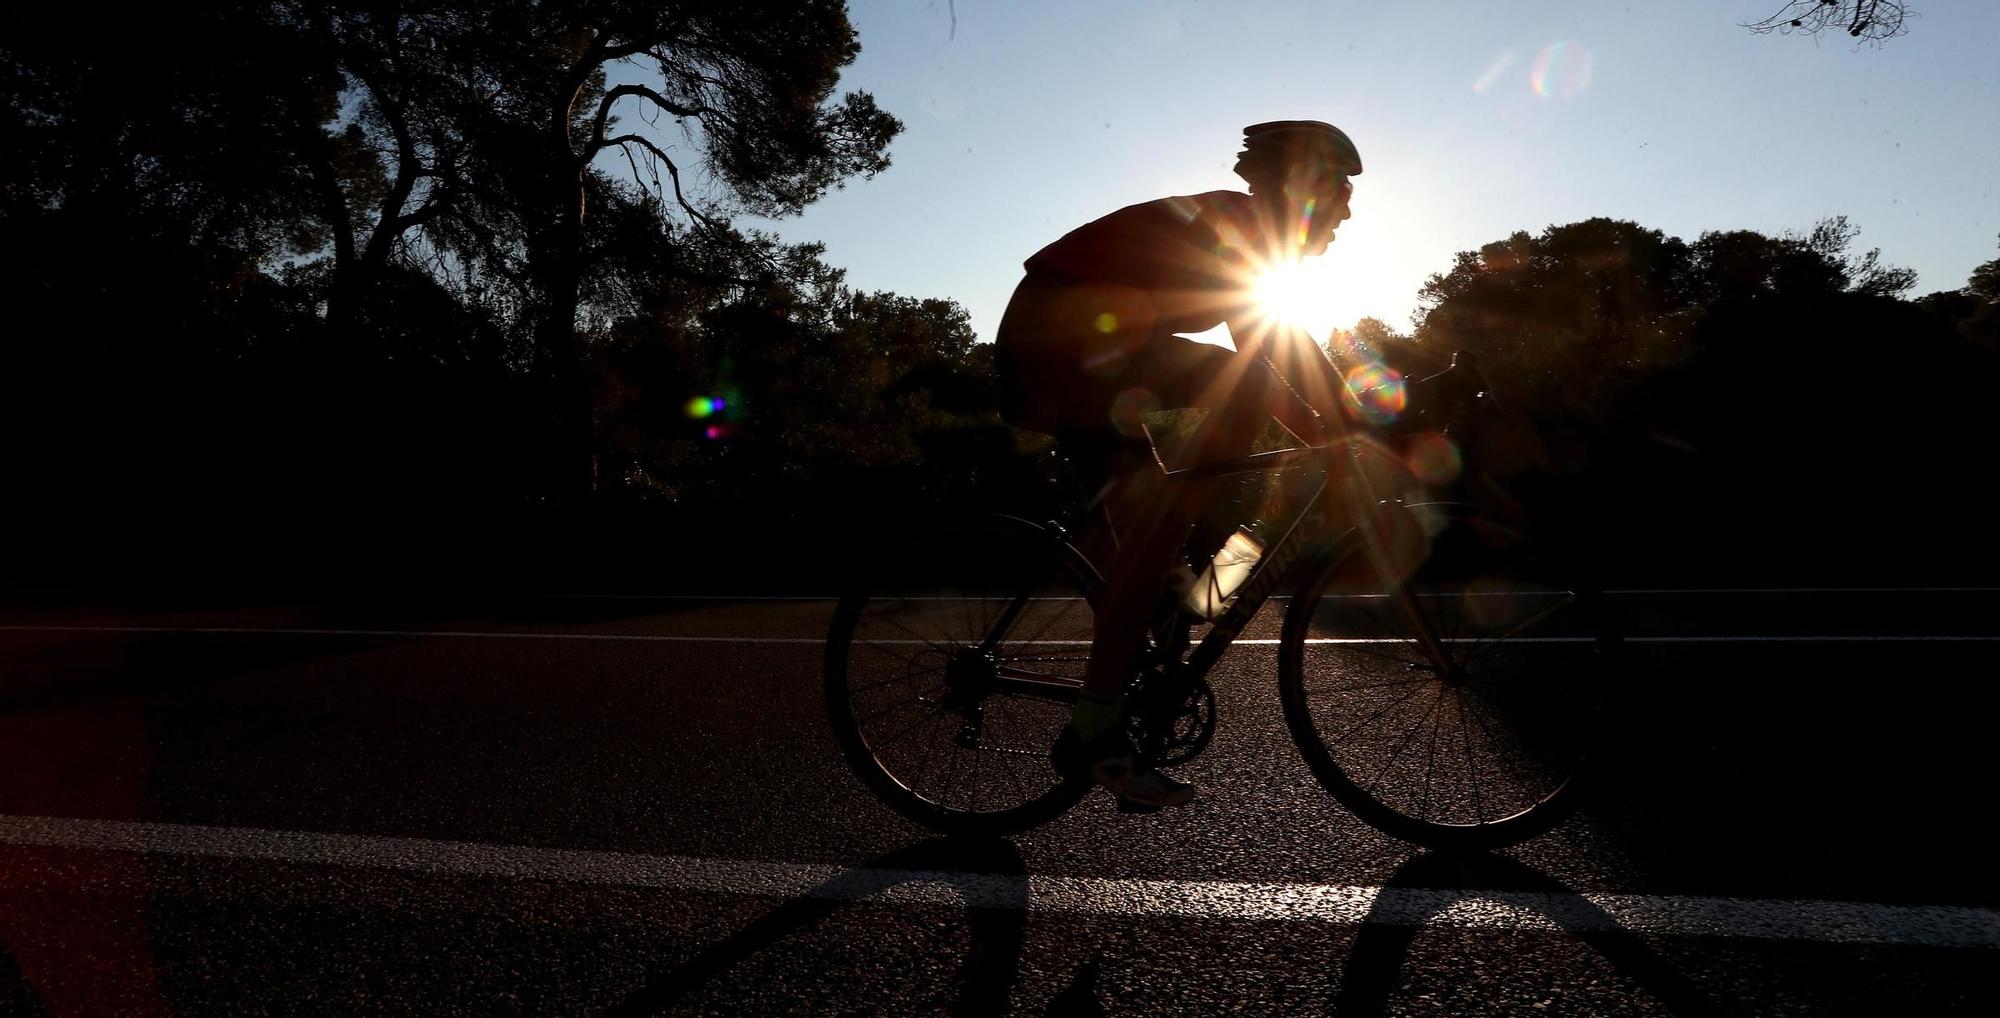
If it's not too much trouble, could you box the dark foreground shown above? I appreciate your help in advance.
[1,588,1996,1015]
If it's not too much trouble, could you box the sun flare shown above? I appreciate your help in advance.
[1253,259,1343,339]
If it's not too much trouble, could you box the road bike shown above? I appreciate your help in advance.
[824,391,1616,850]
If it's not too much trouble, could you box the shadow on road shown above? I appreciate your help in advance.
[1334,850,1721,1017]
[606,836,1029,1017]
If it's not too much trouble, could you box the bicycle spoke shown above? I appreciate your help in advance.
[828,519,1122,828]
[1418,697,1443,821]
[1458,593,1575,673]
[1458,659,1536,713]
[1302,672,1433,696]
[1322,676,1430,749]
[1461,689,1542,809]
[940,739,966,811]
[1012,589,1083,649]
[1002,731,1037,803]
[1333,600,1435,669]
[906,709,958,802]
[993,665,1090,687]
[869,704,951,753]
[852,690,942,728]
[846,655,948,696]
[1458,693,1486,825]
[848,636,934,671]
[1362,683,1447,798]
[956,586,980,651]
[1277,508,1602,843]
[1321,640,1429,671]
[862,607,965,657]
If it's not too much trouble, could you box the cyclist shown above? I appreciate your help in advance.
[994,120,1363,808]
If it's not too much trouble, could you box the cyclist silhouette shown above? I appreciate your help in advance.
[995,120,1363,808]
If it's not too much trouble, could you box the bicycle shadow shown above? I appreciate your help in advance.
[1332,850,1722,1017]
[605,836,1029,1017]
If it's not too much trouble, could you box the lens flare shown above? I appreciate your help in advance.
[1109,386,1161,436]
[1405,431,1464,486]
[1344,363,1406,425]
[685,393,735,419]
[1530,41,1594,99]
[1472,50,1517,93]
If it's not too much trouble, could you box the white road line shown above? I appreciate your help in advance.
[5,625,1999,645]
[0,814,1991,949]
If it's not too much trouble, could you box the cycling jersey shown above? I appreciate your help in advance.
[996,190,1280,442]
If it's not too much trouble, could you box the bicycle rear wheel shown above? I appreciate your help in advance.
[825,515,1098,834]
[1278,504,1612,849]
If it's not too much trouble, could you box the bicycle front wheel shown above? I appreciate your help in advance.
[825,515,1098,835]
[1278,504,1612,849]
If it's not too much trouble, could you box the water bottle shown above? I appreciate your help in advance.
[1178,527,1265,619]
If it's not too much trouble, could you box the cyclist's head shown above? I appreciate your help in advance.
[1235,120,1361,256]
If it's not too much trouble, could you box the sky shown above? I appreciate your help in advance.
[739,1,2000,344]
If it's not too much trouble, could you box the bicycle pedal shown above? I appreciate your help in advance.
[1114,798,1166,815]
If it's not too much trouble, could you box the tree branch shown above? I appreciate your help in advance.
[393,188,450,233]
[349,59,427,268]
[583,83,711,166]
[606,134,723,234]
[1742,1,1911,44]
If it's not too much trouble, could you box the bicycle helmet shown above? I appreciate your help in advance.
[1234,120,1363,189]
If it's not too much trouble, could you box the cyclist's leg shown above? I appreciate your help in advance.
[1057,456,1200,807]
[1059,338,1317,806]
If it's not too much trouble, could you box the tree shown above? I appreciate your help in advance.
[1743,1,1912,44]
[3,0,1019,593]
[525,2,901,494]
[1968,233,2000,303]
[1324,316,1411,370]
[1415,218,1698,432]
[223,2,903,492]
[1924,232,2000,351]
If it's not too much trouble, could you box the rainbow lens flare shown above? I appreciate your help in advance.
[685,394,732,419]
[1530,41,1594,99]
[1344,363,1407,425]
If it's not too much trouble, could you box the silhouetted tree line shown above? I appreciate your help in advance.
[3,5,1994,588]
[1,3,1020,587]
[1355,219,2000,583]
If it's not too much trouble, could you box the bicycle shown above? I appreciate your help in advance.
[824,377,1616,850]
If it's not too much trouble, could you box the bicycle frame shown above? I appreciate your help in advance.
[1161,436,1442,685]
[985,431,1448,701]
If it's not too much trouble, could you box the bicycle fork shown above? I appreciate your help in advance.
[1347,481,1459,681]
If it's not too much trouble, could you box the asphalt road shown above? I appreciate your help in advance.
[1,588,1997,1015]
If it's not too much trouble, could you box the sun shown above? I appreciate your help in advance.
[1253,259,1342,339]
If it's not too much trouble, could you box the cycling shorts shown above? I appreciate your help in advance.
[993,279,1236,451]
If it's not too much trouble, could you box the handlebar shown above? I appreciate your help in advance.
[1160,348,1496,481]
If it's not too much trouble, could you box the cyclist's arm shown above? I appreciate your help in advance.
[1225,316,1349,444]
